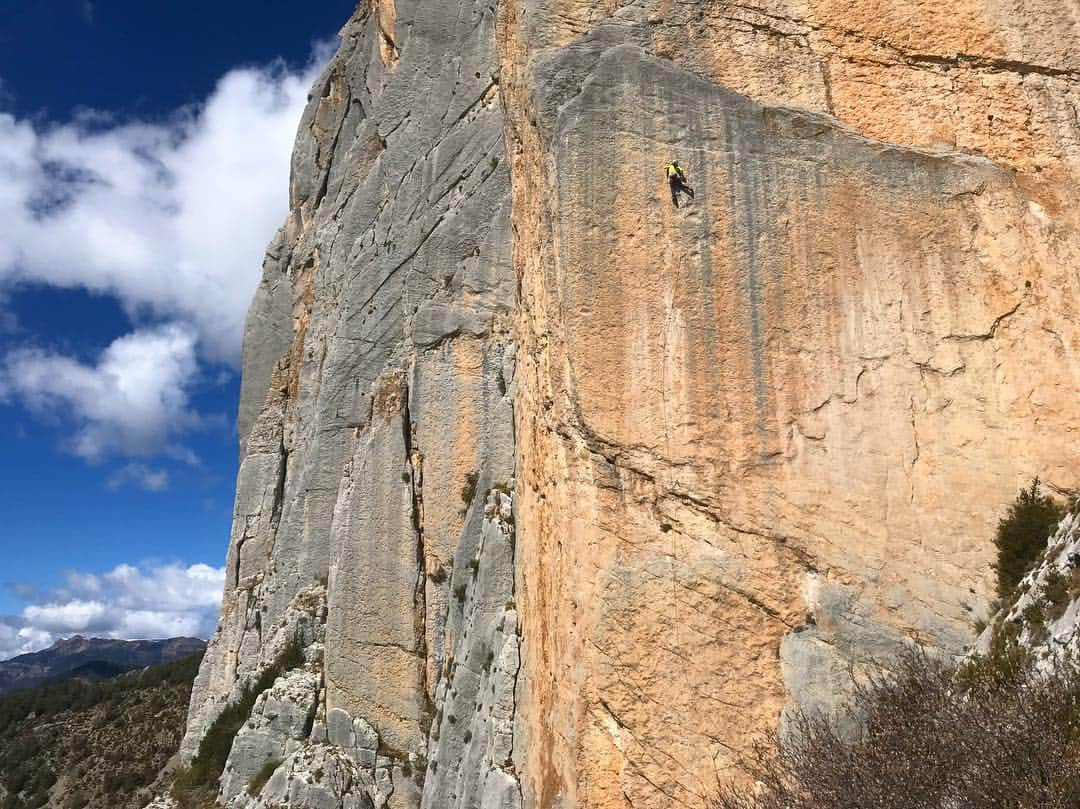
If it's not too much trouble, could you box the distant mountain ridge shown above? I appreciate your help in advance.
[0,636,206,694]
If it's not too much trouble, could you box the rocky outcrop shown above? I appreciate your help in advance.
[177,2,1080,809]
[977,500,1080,667]
[219,668,320,801]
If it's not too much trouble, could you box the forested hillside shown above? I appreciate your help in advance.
[0,651,203,809]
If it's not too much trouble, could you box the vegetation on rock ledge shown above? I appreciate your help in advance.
[715,650,1080,809]
[172,637,303,808]
[994,478,1065,600]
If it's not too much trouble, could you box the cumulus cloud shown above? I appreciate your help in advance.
[0,48,328,363]
[1,324,200,460]
[0,45,335,467]
[0,562,225,659]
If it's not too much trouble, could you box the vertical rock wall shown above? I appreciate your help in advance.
[179,2,1080,809]
[498,2,1080,808]
[181,3,519,808]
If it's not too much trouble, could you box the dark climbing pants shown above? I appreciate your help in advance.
[669,176,694,207]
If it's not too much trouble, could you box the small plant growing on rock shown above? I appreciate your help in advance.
[248,758,280,797]
[1021,602,1046,628]
[1042,567,1072,621]
[460,471,480,508]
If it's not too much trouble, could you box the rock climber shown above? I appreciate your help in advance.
[665,159,695,208]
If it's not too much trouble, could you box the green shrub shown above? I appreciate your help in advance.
[994,478,1065,600]
[460,471,480,507]
[248,758,281,796]
[1022,602,1046,627]
[1044,567,1070,605]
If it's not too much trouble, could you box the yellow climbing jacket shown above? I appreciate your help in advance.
[665,163,684,179]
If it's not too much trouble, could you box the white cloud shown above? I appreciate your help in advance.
[1,324,200,460]
[92,562,224,612]
[106,463,171,492]
[0,562,225,659]
[0,49,328,364]
[0,45,335,467]
[23,599,109,633]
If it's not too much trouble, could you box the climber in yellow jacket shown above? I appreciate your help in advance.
[665,159,694,208]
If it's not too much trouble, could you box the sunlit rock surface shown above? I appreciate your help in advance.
[173,2,1080,808]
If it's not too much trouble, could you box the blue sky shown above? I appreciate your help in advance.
[0,0,357,658]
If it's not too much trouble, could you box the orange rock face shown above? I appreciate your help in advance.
[500,3,1080,807]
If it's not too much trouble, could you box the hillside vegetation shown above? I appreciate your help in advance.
[0,651,203,809]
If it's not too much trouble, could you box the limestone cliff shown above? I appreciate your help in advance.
[181,3,517,807]
[172,2,1080,809]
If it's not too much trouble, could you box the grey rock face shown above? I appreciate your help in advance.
[181,1,518,807]
[228,745,373,809]
[779,577,911,738]
[421,489,521,809]
[220,668,320,801]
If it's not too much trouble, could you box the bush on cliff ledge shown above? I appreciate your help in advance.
[713,651,1080,809]
[994,478,1065,600]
